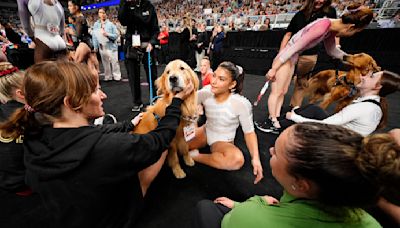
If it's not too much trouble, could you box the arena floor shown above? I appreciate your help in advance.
[98,62,400,228]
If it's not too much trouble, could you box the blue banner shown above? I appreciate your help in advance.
[81,0,120,11]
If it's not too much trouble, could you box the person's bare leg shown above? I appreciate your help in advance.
[267,61,294,124]
[0,50,7,63]
[289,55,317,107]
[290,77,307,107]
[274,63,295,119]
[74,42,91,63]
[192,142,244,170]
[139,150,168,196]
[87,52,100,77]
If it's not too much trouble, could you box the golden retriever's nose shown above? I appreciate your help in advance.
[169,76,178,83]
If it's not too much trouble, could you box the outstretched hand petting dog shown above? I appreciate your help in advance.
[131,113,144,126]
[174,81,194,100]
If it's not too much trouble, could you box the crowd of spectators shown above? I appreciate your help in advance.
[0,0,398,63]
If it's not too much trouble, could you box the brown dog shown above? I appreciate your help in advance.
[132,59,199,178]
[306,53,380,111]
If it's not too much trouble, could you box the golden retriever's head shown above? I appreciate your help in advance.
[156,59,199,95]
[343,53,381,76]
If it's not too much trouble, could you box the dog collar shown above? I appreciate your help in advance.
[181,115,198,123]
[152,112,161,123]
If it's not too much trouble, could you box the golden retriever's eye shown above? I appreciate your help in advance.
[166,70,170,74]
[180,66,185,71]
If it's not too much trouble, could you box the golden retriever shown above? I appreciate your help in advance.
[132,59,199,178]
[305,53,380,112]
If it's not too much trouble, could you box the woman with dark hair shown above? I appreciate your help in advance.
[0,61,193,227]
[264,3,374,131]
[188,61,263,184]
[195,123,399,228]
[284,70,400,136]
[67,0,99,76]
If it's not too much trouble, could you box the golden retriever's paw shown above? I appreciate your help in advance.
[172,166,186,179]
[183,155,195,167]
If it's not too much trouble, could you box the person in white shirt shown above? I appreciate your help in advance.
[285,70,400,136]
[92,8,121,81]
[188,61,263,184]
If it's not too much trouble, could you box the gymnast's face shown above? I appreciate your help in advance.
[68,1,79,14]
[314,0,326,10]
[210,67,236,95]
[269,127,297,196]
[357,71,382,91]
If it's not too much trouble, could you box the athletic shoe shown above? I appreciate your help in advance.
[131,103,144,112]
[103,114,117,124]
[254,120,280,134]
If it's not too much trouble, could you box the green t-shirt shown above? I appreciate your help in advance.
[222,192,381,228]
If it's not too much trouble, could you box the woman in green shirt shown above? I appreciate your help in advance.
[194,123,400,228]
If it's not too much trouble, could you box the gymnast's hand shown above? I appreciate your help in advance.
[266,68,277,81]
[262,195,279,205]
[252,158,263,184]
[214,197,235,209]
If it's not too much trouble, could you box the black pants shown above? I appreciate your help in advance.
[211,50,223,71]
[159,44,169,64]
[192,200,231,228]
[279,104,329,130]
[124,48,157,105]
[0,190,51,228]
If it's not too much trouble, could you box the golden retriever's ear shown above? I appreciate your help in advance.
[190,68,200,91]
[371,60,381,72]
[156,73,167,95]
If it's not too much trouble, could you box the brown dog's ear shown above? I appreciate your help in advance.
[371,60,381,72]
[155,73,167,95]
[190,67,200,91]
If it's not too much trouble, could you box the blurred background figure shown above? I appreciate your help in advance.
[194,22,208,72]
[67,0,99,76]
[118,0,160,111]
[157,24,169,65]
[92,8,121,81]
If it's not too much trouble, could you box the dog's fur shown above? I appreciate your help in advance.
[132,60,199,178]
[306,53,380,111]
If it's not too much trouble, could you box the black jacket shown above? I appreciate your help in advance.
[196,31,209,53]
[24,98,183,227]
[0,100,26,192]
[118,0,160,46]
